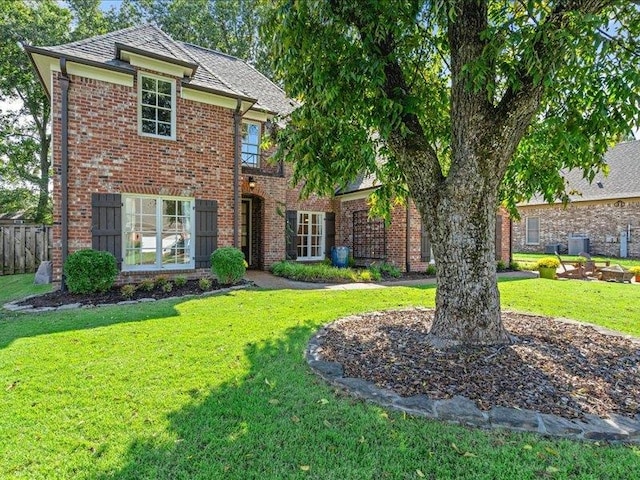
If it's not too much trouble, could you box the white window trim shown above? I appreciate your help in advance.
[121,193,195,271]
[297,211,325,261]
[525,217,540,245]
[241,120,261,168]
[137,72,177,141]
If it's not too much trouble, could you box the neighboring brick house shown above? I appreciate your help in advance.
[513,140,640,258]
[26,25,510,283]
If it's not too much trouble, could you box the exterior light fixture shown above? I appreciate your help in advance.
[248,176,256,190]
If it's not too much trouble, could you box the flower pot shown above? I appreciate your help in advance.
[635,274,640,283]
[538,266,557,280]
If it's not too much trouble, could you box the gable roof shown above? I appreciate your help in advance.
[525,140,640,205]
[25,24,294,115]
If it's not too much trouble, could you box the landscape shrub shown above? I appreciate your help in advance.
[174,275,188,287]
[198,277,212,291]
[64,249,118,294]
[211,247,246,285]
[139,278,155,292]
[120,284,136,299]
[271,261,375,282]
[162,282,173,293]
[154,275,169,288]
[425,264,437,276]
[369,262,402,279]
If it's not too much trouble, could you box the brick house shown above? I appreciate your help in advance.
[26,25,510,283]
[513,140,640,258]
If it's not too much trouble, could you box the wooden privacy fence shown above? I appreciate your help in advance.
[0,225,52,275]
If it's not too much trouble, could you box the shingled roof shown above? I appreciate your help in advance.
[525,140,640,205]
[27,24,294,115]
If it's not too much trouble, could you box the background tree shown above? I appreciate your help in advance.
[264,1,640,345]
[0,0,138,223]
[133,0,270,74]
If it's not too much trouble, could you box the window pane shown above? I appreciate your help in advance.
[141,76,155,91]
[158,123,172,137]
[141,106,156,121]
[142,120,156,134]
[141,91,156,106]
[157,94,171,109]
[157,108,171,123]
[157,80,172,95]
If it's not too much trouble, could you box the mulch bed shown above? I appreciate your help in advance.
[16,279,248,308]
[319,309,640,419]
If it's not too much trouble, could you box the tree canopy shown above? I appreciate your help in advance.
[265,1,639,216]
[264,1,640,344]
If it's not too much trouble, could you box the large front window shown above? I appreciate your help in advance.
[297,211,324,260]
[138,73,176,139]
[241,121,261,167]
[123,195,194,270]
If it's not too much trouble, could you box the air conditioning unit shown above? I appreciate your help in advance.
[568,234,589,255]
[544,243,562,254]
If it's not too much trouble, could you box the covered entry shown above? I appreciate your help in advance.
[241,195,263,268]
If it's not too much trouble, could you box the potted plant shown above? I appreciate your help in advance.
[536,257,560,280]
[629,266,640,283]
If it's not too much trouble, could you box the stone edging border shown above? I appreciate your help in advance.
[2,283,252,314]
[306,314,640,444]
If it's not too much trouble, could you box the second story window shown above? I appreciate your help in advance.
[241,121,260,167]
[138,73,176,140]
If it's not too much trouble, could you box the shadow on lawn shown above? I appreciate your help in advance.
[0,292,239,350]
[91,307,640,480]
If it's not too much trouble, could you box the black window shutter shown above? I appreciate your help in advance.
[324,212,335,259]
[420,221,431,263]
[285,210,297,260]
[495,213,503,261]
[195,199,218,268]
[91,193,122,270]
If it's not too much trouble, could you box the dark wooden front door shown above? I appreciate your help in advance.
[241,199,251,265]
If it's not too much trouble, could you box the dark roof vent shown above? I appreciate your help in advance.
[596,181,604,188]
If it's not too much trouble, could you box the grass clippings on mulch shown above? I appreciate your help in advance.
[319,308,640,420]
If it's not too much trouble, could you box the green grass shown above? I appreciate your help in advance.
[513,252,640,269]
[0,273,51,306]
[1,275,639,479]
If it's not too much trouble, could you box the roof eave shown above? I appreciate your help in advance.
[115,42,198,77]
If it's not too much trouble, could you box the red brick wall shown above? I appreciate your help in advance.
[51,71,237,281]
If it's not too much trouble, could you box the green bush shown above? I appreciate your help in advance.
[174,275,188,287]
[370,262,402,279]
[211,247,246,285]
[198,277,212,291]
[120,284,136,299]
[425,264,437,276]
[496,260,507,271]
[271,261,375,283]
[162,282,173,293]
[139,278,155,292]
[154,275,169,288]
[64,249,118,294]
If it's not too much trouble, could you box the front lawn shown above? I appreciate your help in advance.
[1,276,639,479]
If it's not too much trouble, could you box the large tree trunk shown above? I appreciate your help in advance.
[426,189,511,346]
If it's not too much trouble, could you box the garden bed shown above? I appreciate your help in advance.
[13,279,249,309]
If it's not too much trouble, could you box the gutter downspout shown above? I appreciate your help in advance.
[405,202,411,273]
[60,58,69,291]
[232,98,258,248]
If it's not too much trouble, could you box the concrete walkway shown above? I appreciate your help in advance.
[245,269,537,290]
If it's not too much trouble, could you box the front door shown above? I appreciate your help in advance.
[241,199,251,265]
